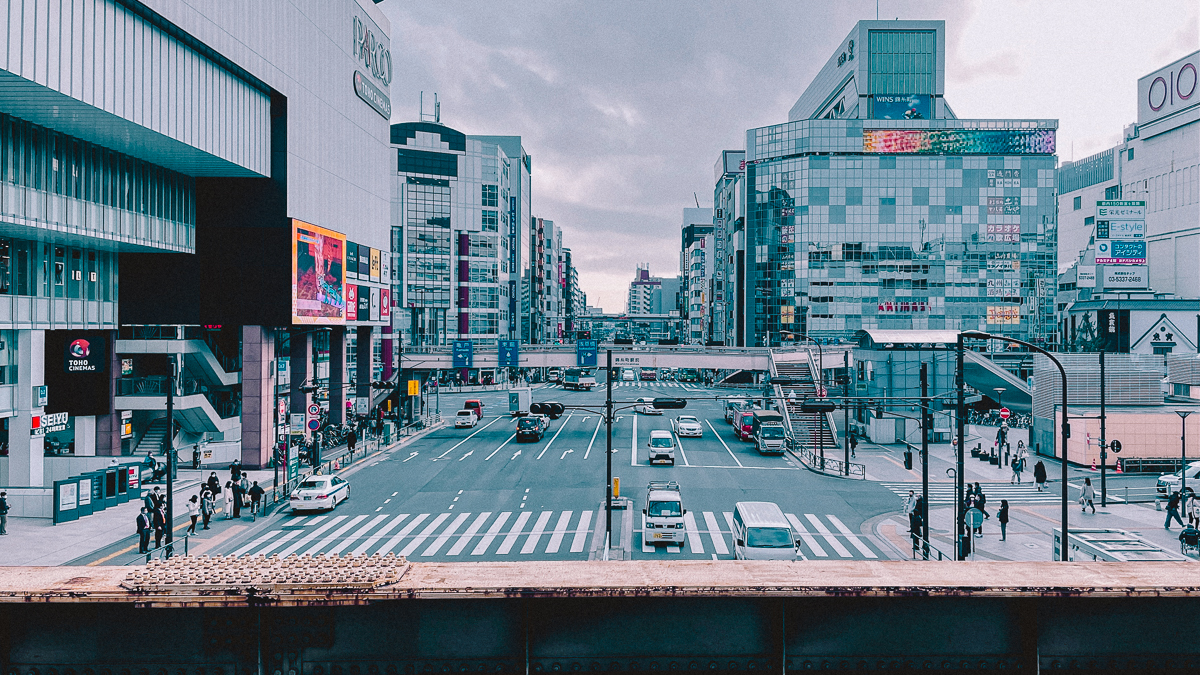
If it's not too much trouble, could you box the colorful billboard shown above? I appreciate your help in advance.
[987,306,1020,325]
[862,128,1056,154]
[1095,240,1146,265]
[872,94,931,120]
[292,219,346,324]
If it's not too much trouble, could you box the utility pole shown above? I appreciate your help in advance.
[920,361,930,559]
[1099,350,1107,506]
[605,349,614,553]
[955,334,966,560]
[164,354,176,551]
[843,350,850,474]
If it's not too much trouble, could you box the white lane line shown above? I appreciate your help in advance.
[473,512,512,555]
[570,510,593,553]
[496,511,533,555]
[486,434,516,460]
[302,514,368,555]
[351,514,410,555]
[391,492,398,497]
[584,416,603,460]
[403,451,419,462]
[448,512,493,556]
[674,433,691,467]
[436,416,502,459]
[422,512,471,556]
[233,530,284,557]
[400,513,452,556]
[520,511,554,554]
[248,529,302,557]
[682,511,704,554]
[706,420,744,467]
[328,514,389,555]
[631,414,639,466]
[545,511,574,554]
[703,511,729,555]
[826,514,878,559]
[277,516,347,557]
[786,513,826,557]
[537,413,574,459]
[375,514,430,555]
[804,514,852,557]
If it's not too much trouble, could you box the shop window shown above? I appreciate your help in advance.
[53,246,65,297]
[0,239,9,294]
[67,248,82,299]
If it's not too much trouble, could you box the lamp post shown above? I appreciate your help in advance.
[960,330,1070,560]
[993,387,1005,414]
[1178,411,1191,500]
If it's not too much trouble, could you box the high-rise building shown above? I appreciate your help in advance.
[471,136,533,342]
[745,20,1058,346]
[626,266,682,316]
[680,208,714,344]
[713,151,747,346]
[530,218,564,342]
[562,249,587,340]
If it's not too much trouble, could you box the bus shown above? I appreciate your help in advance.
[562,368,597,391]
[677,368,700,383]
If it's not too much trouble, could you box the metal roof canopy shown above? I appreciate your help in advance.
[857,329,962,347]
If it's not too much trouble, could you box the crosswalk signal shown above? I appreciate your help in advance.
[904,450,913,470]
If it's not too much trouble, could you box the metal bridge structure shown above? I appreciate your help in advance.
[399,345,851,372]
[3,559,1199,673]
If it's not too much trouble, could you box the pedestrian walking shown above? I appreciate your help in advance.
[136,507,152,553]
[224,481,236,519]
[849,433,858,459]
[347,430,357,453]
[1165,490,1186,529]
[152,505,166,549]
[200,489,214,530]
[1011,453,1024,484]
[1033,460,1048,491]
[0,491,8,535]
[185,495,200,535]
[974,482,990,520]
[191,444,201,470]
[1080,477,1096,514]
[998,500,1010,541]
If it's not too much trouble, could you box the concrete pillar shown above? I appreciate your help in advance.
[329,327,346,424]
[381,325,394,382]
[74,416,96,456]
[290,329,313,417]
[356,326,374,413]
[241,326,275,468]
[11,329,46,486]
[97,332,122,456]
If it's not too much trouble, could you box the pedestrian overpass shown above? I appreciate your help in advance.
[400,344,850,372]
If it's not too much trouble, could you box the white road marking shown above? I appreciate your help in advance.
[435,417,502,459]
[560,449,573,459]
[384,499,391,503]
[399,513,452,556]
[537,413,574,459]
[422,512,471,556]
[706,420,744,467]
[278,516,347,557]
[328,514,389,555]
[804,514,852,557]
[374,514,429,555]
[374,507,383,512]
[391,492,398,497]
[246,529,303,557]
[350,514,410,555]
[403,452,419,462]
[520,511,554,554]
[786,513,826,557]
[497,511,533,554]
[472,512,512,555]
[458,450,473,461]
[674,433,691,467]
[682,511,704,553]
[631,414,639,466]
[510,449,522,460]
[448,512,493,556]
[232,530,284,557]
[302,514,368,555]
[703,511,729,555]
[544,511,573,553]
[584,416,603,460]
[826,514,877,558]
[486,434,516,460]
[570,510,593,553]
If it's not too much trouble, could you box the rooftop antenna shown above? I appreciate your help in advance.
[876,0,879,20]
[693,192,701,208]
[435,93,441,123]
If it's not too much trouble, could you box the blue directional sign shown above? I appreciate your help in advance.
[576,339,598,367]
[498,340,520,367]
[452,340,474,369]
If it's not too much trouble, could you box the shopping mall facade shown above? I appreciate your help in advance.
[0,0,394,513]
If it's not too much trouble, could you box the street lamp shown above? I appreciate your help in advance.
[959,330,1070,561]
[1177,411,1191,499]
[993,387,1006,413]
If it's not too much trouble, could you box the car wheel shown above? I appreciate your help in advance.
[344,486,351,502]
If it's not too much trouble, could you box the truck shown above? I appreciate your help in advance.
[642,481,686,546]
[562,368,597,391]
[751,410,787,454]
[677,368,700,383]
[509,387,531,417]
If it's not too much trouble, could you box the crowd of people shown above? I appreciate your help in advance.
[135,457,265,555]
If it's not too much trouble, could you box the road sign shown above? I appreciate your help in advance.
[816,386,828,398]
[999,408,1011,420]
[308,403,320,416]
[1110,440,1122,454]
[307,419,321,431]
[576,339,598,367]
[452,340,474,368]
[966,508,984,529]
[498,340,520,368]
[290,413,306,434]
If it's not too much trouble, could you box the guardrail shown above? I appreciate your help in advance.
[1117,457,1190,474]
[126,533,192,564]
[785,438,866,479]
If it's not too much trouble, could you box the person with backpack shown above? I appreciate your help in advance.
[248,481,265,517]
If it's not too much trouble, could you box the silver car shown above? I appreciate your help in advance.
[1157,461,1200,496]
[671,415,703,438]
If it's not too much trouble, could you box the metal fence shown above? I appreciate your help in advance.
[785,438,866,479]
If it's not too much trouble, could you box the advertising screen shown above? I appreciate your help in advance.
[346,285,358,321]
[872,94,931,120]
[863,128,1056,154]
[292,220,346,324]
[1095,240,1146,265]
[346,243,359,280]
[45,331,111,416]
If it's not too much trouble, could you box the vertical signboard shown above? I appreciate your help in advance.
[576,339,598,367]
[498,340,520,367]
[346,284,358,321]
[1098,309,1131,353]
[452,341,474,368]
[370,249,382,282]
[370,287,381,321]
[380,289,391,321]
[292,219,346,324]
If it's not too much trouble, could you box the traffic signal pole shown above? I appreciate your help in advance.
[1100,350,1107,507]
[606,349,614,553]
[920,362,930,559]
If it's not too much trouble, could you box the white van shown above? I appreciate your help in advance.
[647,429,675,465]
[731,502,800,561]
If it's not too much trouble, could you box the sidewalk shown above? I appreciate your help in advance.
[859,424,1035,484]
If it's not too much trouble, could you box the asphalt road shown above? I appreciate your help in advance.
[209,381,904,561]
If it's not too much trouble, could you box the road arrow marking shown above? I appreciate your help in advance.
[510,449,522,460]
[435,416,502,459]
[403,452,419,462]
[458,450,473,461]
[560,449,574,460]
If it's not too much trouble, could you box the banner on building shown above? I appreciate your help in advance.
[1103,266,1148,289]
[292,219,346,325]
[1095,240,1146,265]
[987,306,1020,325]
[1077,266,1097,288]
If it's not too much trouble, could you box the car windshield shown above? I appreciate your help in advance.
[746,527,794,548]
[761,427,785,439]
[678,417,698,424]
[650,436,673,448]
[299,480,328,490]
[518,419,538,428]
[648,500,682,517]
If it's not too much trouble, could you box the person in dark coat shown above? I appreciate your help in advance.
[152,505,167,549]
[1033,460,1048,492]
[136,507,152,553]
[997,500,1010,541]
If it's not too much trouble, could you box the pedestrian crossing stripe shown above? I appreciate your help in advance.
[880,482,1060,504]
[228,510,879,560]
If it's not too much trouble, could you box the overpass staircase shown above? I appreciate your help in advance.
[771,355,839,454]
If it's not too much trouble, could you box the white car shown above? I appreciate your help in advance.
[636,397,662,415]
[454,409,479,428]
[671,415,703,438]
[290,475,351,512]
[1157,461,1200,497]
[622,369,636,381]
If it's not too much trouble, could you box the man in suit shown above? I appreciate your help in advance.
[136,507,152,553]
[152,505,167,550]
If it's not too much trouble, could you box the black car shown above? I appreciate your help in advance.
[516,416,547,442]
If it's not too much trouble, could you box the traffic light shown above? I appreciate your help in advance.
[903,450,913,470]
[651,398,687,410]
[530,402,566,419]
[370,380,392,390]
[800,399,836,413]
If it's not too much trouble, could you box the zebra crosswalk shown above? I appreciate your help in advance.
[880,482,1060,504]
[225,509,884,560]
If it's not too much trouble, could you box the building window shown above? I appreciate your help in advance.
[482,210,498,232]
[1084,216,1094,226]
[1104,185,1121,200]
[1154,345,1173,355]
[1127,148,1134,161]
[1073,196,1081,210]
[482,185,499,207]
[397,148,457,177]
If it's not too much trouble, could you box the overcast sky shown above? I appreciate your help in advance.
[380,0,1199,313]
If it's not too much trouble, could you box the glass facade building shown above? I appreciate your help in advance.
[742,21,1059,347]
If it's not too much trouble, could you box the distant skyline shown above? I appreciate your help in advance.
[381,0,1199,313]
